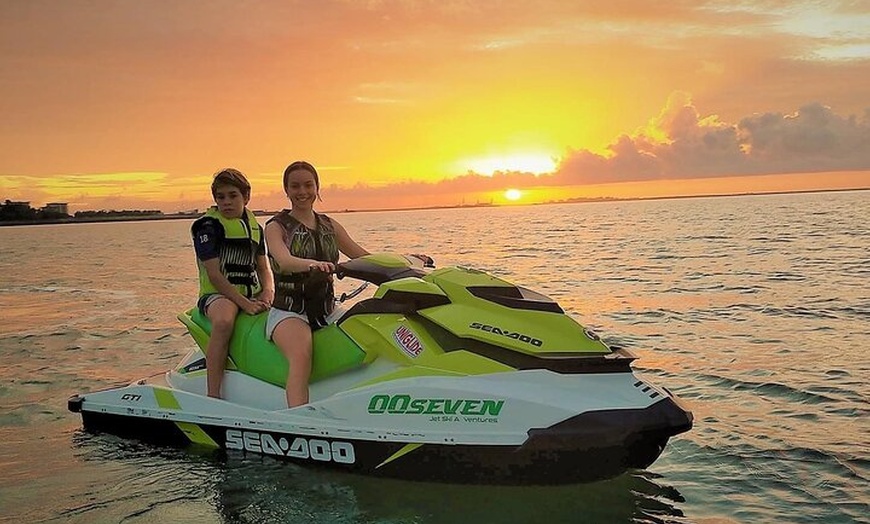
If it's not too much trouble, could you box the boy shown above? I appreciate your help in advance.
[191,168,273,399]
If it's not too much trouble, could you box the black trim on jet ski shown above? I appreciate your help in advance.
[467,285,564,313]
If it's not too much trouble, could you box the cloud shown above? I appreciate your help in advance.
[0,171,202,210]
[3,94,866,213]
[316,93,870,206]
[552,93,870,184]
[304,93,870,202]
[351,82,421,105]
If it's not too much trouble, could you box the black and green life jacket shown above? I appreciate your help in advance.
[267,210,339,328]
[194,206,262,299]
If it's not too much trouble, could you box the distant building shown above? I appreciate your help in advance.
[43,202,69,215]
[1,200,37,221]
[2,199,31,209]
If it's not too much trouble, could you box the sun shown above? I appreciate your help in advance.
[504,188,523,201]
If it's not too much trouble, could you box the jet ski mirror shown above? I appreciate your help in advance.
[407,253,435,268]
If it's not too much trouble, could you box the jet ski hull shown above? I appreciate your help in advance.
[73,413,685,484]
[68,371,691,485]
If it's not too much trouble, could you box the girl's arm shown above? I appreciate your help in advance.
[333,219,369,259]
[265,221,333,273]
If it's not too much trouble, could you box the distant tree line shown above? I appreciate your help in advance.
[73,209,163,218]
[1,200,163,222]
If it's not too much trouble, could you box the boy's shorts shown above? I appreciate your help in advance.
[265,308,309,341]
[197,293,226,316]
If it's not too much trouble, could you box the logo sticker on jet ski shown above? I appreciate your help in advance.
[225,429,355,464]
[393,325,424,358]
[368,394,504,417]
[469,322,543,347]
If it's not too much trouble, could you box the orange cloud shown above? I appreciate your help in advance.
[2,95,867,213]
[553,93,870,184]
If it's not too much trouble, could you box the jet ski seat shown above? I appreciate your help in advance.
[181,308,368,388]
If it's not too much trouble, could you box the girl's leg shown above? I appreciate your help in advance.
[205,297,239,399]
[271,317,313,407]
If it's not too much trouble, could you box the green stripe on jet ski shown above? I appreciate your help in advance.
[154,388,181,409]
[376,443,423,469]
[152,389,218,447]
[175,421,219,448]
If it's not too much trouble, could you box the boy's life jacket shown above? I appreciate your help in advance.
[193,206,263,299]
[266,211,339,329]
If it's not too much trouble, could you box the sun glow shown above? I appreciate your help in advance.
[504,188,523,201]
[462,153,557,176]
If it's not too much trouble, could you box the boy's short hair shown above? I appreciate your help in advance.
[212,168,251,199]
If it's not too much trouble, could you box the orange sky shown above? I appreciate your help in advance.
[0,1,868,212]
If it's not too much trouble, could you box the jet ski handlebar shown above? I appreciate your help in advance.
[334,252,434,285]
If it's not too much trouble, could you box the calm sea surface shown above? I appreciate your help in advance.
[0,191,868,523]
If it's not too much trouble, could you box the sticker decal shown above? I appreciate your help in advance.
[225,430,356,464]
[368,394,505,416]
[393,325,424,358]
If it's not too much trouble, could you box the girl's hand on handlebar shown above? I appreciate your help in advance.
[308,261,335,273]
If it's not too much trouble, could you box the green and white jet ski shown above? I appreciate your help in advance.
[69,253,692,484]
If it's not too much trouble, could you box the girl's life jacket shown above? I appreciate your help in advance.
[267,210,339,328]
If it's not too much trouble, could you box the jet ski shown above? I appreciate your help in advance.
[68,253,692,485]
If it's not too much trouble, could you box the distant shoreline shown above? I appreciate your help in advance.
[334,186,868,214]
[1,186,866,227]
[0,213,200,227]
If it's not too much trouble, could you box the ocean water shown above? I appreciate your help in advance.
[0,190,868,523]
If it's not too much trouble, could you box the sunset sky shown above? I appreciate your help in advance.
[1,1,868,213]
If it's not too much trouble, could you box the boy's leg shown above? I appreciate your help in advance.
[271,317,313,407]
[204,297,239,399]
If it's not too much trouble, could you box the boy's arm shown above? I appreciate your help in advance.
[255,254,274,306]
[201,258,266,315]
[193,218,265,315]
